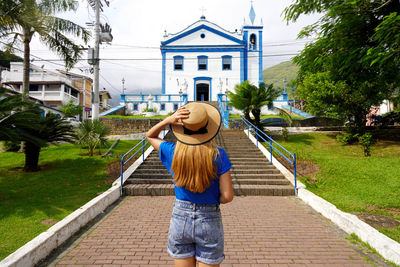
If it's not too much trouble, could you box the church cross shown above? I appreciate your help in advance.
[200,6,207,17]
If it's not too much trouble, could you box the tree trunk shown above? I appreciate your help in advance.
[353,108,367,134]
[24,141,41,172]
[252,108,261,130]
[22,27,32,99]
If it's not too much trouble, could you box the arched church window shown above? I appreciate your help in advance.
[174,56,183,70]
[222,55,232,70]
[249,34,256,50]
[198,56,208,70]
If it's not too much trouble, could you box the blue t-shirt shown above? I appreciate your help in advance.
[159,141,231,204]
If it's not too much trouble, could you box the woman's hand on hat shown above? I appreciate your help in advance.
[167,107,190,126]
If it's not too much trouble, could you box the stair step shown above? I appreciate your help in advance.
[123,184,294,196]
[134,168,279,174]
[126,178,289,186]
[130,173,284,179]
[231,174,285,179]
[229,158,268,161]
[230,169,280,174]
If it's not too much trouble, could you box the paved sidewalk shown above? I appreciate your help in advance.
[53,196,378,267]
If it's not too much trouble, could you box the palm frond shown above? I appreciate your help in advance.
[38,0,78,14]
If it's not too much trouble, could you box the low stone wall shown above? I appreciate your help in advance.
[368,126,400,141]
[292,117,343,127]
[100,118,163,135]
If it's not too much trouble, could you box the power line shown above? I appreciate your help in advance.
[0,40,68,68]
[99,73,122,94]
[26,52,299,63]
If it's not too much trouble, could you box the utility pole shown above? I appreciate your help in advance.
[122,77,125,94]
[92,0,100,120]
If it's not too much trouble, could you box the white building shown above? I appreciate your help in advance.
[1,62,80,109]
[121,4,263,116]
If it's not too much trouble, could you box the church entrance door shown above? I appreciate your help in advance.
[196,83,209,101]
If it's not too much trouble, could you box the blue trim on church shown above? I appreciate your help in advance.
[258,30,263,84]
[240,50,244,83]
[161,24,244,46]
[161,45,244,49]
[161,48,243,53]
[243,30,248,81]
[243,26,263,29]
[162,51,166,94]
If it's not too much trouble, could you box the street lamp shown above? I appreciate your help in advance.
[122,78,125,94]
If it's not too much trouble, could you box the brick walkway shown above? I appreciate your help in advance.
[53,196,376,267]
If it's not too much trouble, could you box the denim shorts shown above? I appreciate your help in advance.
[167,199,224,265]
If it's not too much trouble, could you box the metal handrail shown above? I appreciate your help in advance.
[241,116,297,195]
[120,128,167,195]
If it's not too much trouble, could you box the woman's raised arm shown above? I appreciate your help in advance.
[146,107,190,152]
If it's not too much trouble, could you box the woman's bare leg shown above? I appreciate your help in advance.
[174,256,196,267]
[198,262,220,267]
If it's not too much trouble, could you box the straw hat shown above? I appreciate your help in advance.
[170,102,222,145]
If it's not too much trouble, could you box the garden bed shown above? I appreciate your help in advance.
[263,133,400,244]
[0,140,143,260]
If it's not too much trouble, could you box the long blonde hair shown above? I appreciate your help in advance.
[171,140,219,193]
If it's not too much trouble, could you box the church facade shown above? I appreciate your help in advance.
[121,5,264,115]
[161,13,263,102]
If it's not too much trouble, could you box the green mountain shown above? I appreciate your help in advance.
[263,61,299,91]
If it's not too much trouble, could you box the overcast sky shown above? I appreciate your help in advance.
[25,0,320,100]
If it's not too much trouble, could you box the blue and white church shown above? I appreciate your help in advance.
[121,4,265,115]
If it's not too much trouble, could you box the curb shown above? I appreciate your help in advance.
[245,130,400,265]
[0,131,167,267]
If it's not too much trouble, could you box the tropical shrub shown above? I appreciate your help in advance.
[76,119,110,156]
[23,113,75,171]
[60,100,83,118]
[143,107,157,112]
[358,133,374,157]
[228,81,279,129]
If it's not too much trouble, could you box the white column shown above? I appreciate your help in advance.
[92,0,100,119]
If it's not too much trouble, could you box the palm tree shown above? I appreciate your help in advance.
[76,119,110,156]
[227,81,255,123]
[24,112,75,171]
[0,88,43,144]
[250,82,281,129]
[228,81,280,129]
[1,0,90,97]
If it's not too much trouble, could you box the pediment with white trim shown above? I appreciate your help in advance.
[161,20,244,47]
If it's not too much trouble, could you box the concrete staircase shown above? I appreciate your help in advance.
[123,129,295,196]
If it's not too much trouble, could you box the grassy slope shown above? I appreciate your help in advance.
[272,133,400,243]
[0,140,142,260]
[263,61,299,90]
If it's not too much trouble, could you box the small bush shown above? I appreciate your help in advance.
[76,120,110,156]
[2,141,20,152]
[358,132,374,157]
[143,107,157,112]
[336,132,358,144]
[282,127,289,141]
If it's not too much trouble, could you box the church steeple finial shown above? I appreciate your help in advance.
[200,7,206,20]
[249,0,256,25]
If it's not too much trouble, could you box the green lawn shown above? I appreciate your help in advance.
[0,140,144,260]
[101,114,168,119]
[266,133,400,243]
